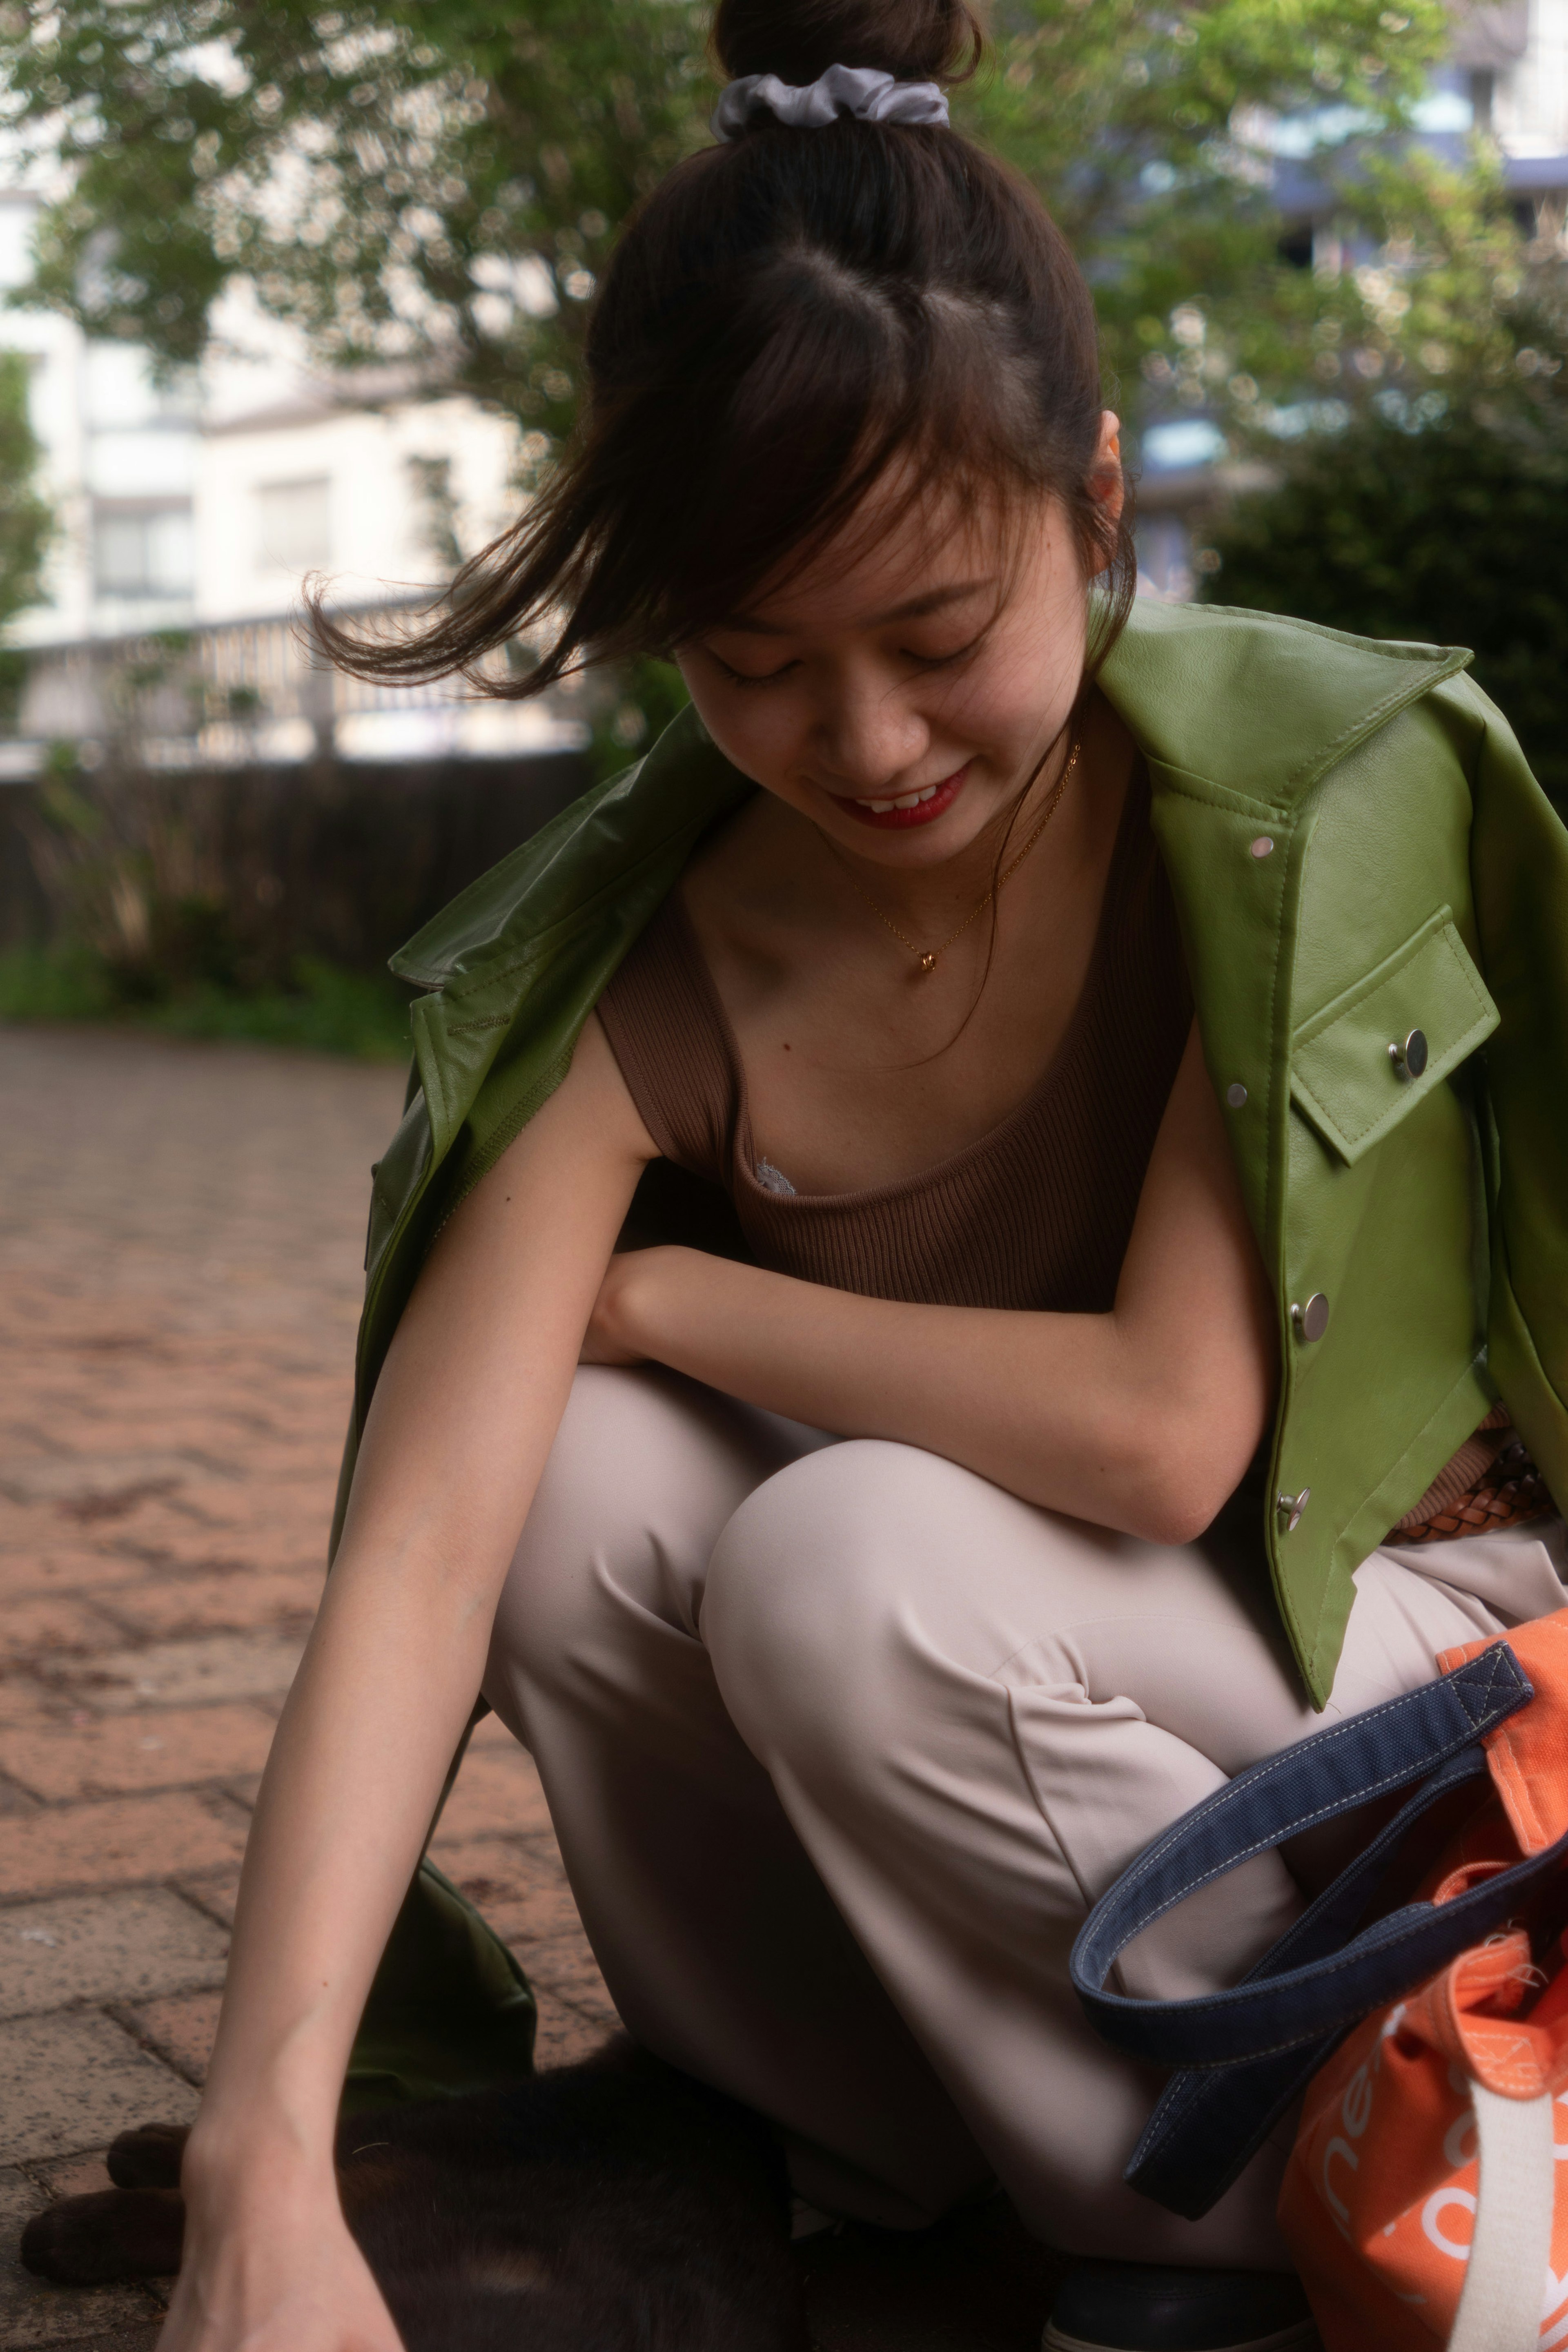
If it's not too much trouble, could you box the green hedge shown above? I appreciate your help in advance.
[0,947,414,1061]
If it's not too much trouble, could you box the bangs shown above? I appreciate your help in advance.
[577,264,1065,662]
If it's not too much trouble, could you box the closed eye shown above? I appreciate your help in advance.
[904,629,987,670]
[709,652,799,688]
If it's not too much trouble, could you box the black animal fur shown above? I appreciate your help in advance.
[20,2038,809,2350]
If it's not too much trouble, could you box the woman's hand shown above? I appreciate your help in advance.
[158,2172,402,2352]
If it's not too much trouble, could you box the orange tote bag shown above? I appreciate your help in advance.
[1280,1608,1568,2352]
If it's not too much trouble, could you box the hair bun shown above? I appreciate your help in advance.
[713,0,983,92]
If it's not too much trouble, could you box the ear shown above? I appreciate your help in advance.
[1092,411,1125,532]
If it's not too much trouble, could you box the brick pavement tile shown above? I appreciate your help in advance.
[488,1822,567,1876]
[479,1880,588,1952]
[41,1631,305,1713]
[0,1502,72,1559]
[425,1834,564,1914]
[0,1675,70,1729]
[0,2166,163,2347]
[0,2013,198,2163]
[18,1421,213,1457]
[158,1482,318,1532]
[0,1601,123,1666]
[202,1441,346,1480]
[435,1744,553,1842]
[0,1891,226,2020]
[171,1871,240,1931]
[101,1571,321,1643]
[0,1793,249,1902]
[62,1506,226,1561]
[30,2156,113,2202]
[120,1988,223,2087]
[511,1937,616,2022]
[109,1527,325,1577]
[0,1456,221,1512]
[0,1705,276,1803]
[531,2000,617,2071]
[2,1553,148,1598]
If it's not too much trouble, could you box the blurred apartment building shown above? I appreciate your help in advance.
[0,196,585,773]
[1136,0,1568,595]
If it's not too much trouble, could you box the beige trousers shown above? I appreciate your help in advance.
[481,1365,1567,2265]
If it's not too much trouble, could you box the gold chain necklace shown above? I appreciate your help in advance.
[834,733,1082,977]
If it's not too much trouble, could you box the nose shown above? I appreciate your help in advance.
[811,673,929,797]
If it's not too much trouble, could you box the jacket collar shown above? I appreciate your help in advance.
[1101,601,1471,808]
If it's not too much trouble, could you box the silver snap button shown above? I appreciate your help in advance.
[1277,1487,1311,1533]
[1388,1028,1428,1080]
[1250,836,1274,860]
[1225,1082,1248,1109]
[1291,1293,1330,1343]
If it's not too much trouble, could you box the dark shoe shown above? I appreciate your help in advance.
[1042,2264,1317,2352]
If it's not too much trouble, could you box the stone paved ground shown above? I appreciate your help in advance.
[0,1022,1056,2352]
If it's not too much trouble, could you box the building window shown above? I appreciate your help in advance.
[93,503,195,597]
[258,477,331,571]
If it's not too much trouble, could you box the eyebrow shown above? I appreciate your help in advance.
[720,578,996,637]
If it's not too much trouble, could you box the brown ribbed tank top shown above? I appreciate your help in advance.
[596,764,1193,1313]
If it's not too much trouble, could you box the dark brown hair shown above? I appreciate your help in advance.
[314,0,1134,695]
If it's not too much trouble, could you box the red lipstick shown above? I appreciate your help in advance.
[831,765,969,831]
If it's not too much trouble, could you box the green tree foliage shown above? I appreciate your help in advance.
[971,2,1530,433]
[1199,392,1568,805]
[4,0,1559,769]
[0,0,717,439]
[0,0,1507,454]
[0,346,51,631]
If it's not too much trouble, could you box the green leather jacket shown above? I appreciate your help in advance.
[343,596,1568,1698]
[337,599,1568,2100]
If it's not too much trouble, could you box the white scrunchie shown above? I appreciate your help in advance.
[711,62,950,141]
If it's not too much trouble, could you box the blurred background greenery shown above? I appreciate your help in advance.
[0,0,1564,1051]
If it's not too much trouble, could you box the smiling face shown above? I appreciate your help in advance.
[676,425,1122,874]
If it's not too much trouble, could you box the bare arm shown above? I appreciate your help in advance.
[167,1017,650,2352]
[589,1025,1276,1545]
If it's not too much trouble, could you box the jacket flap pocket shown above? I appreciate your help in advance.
[1290,907,1498,1166]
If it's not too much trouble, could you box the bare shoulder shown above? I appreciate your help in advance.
[495,1012,658,1189]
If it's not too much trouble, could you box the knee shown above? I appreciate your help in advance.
[702,1440,957,1800]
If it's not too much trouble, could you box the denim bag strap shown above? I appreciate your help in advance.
[1068,1642,1567,2219]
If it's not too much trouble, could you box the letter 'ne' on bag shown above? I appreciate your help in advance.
[1070,1608,1568,2350]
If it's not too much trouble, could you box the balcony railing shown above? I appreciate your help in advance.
[1,606,592,775]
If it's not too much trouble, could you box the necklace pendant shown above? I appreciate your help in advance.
[918,951,939,975]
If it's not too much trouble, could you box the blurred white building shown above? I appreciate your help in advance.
[0,194,584,765]
[1458,0,1568,155]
